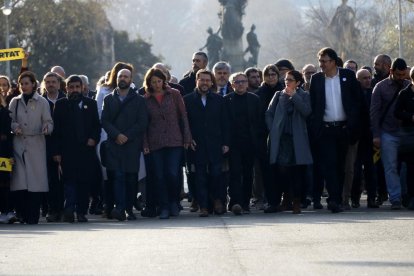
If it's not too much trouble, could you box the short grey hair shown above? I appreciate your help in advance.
[212,61,231,73]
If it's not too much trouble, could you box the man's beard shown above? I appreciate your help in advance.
[68,92,81,101]
[118,80,130,89]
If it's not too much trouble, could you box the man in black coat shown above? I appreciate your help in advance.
[184,69,230,217]
[179,52,208,96]
[42,72,66,222]
[52,75,101,222]
[309,47,361,213]
[101,69,148,221]
[224,72,261,215]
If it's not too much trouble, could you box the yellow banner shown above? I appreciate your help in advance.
[0,48,25,62]
[373,147,381,164]
[0,157,12,172]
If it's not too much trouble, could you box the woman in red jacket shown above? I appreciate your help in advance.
[143,68,192,219]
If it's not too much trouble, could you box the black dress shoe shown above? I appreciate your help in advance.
[140,208,157,218]
[367,198,379,208]
[63,211,75,223]
[351,200,360,208]
[313,201,323,210]
[264,205,280,213]
[127,211,137,221]
[46,212,61,222]
[328,202,343,213]
[77,214,88,223]
[111,209,126,221]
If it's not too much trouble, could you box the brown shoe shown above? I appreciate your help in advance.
[199,208,209,217]
[190,200,199,212]
[213,199,224,215]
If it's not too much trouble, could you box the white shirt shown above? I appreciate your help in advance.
[323,72,346,122]
[201,95,207,106]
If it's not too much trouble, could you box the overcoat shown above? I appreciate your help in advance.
[101,88,148,173]
[51,96,101,181]
[9,93,53,192]
[266,88,313,165]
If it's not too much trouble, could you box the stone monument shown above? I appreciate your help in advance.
[328,0,359,60]
[218,0,247,72]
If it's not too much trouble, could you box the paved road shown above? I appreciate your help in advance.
[1,202,414,275]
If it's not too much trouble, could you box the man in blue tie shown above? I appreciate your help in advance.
[213,61,233,96]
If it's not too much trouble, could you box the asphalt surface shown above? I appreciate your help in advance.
[1,200,414,276]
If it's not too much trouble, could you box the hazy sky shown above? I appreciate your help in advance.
[106,0,344,77]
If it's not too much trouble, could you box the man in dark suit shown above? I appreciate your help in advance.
[309,47,361,213]
[42,72,66,222]
[184,69,230,217]
[52,75,101,222]
[225,72,262,215]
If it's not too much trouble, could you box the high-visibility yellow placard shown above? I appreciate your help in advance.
[0,157,12,172]
[0,48,25,62]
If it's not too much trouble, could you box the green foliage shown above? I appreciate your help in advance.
[113,30,161,86]
[0,0,160,84]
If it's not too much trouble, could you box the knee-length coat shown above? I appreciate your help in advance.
[9,93,53,192]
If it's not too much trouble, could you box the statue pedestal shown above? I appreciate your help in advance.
[222,38,244,72]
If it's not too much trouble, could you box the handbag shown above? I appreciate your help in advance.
[398,127,414,154]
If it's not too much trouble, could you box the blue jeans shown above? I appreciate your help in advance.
[381,132,401,203]
[150,147,182,210]
[107,170,138,212]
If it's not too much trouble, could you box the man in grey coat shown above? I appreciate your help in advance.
[101,69,148,221]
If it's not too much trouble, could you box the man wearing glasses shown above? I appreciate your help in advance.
[309,47,361,213]
[225,72,261,215]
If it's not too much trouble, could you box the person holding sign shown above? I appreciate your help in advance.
[9,71,53,224]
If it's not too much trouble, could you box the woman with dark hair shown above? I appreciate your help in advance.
[255,65,284,213]
[394,67,414,210]
[143,68,192,219]
[9,71,53,224]
[266,70,312,214]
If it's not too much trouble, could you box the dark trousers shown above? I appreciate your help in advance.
[150,147,182,210]
[317,126,349,204]
[276,165,307,200]
[107,170,137,212]
[400,154,414,199]
[229,145,255,209]
[47,159,64,214]
[195,161,223,209]
[352,136,377,201]
[64,179,90,215]
[0,187,12,214]
[13,190,42,224]
[144,154,157,210]
[103,178,114,213]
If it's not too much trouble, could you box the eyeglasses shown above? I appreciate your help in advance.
[233,80,247,84]
[284,78,296,82]
[318,59,333,64]
[266,73,278,77]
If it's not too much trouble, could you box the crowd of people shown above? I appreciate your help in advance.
[0,46,413,224]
